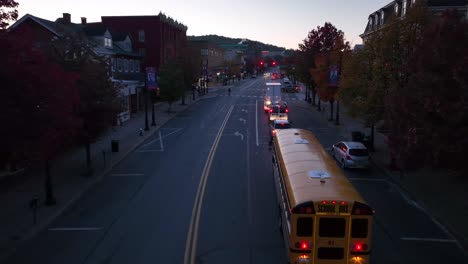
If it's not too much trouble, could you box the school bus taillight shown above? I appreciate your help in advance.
[295,241,311,249]
[352,242,368,252]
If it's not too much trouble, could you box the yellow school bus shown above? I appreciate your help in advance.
[272,129,374,264]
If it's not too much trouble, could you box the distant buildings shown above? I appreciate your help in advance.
[187,40,225,84]
[360,0,468,43]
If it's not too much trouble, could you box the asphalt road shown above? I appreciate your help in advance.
[4,71,467,264]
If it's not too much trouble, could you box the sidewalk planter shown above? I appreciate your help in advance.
[111,140,119,152]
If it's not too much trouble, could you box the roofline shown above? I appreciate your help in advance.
[8,14,61,36]
[101,15,159,19]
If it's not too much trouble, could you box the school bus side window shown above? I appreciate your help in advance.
[297,217,313,237]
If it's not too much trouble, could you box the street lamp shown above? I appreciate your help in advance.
[335,48,345,126]
[151,91,156,126]
[144,87,149,130]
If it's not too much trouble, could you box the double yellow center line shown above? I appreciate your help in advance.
[184,105,234,264]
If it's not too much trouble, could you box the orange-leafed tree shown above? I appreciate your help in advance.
[300,22,349,116]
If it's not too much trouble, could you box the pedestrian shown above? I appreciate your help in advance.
[139,128,144,136]
[228,87,231,96]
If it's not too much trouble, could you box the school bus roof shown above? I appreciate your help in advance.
[274,129,366,208]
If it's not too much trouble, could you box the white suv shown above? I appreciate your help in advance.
[331,141,370,169]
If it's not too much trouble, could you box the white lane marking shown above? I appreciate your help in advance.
[400,237,457,243]
[255,100,259,146]
[140,128,182,148]
[234,131,244,141]
[49,227,101,231]
[159,130,164,152]
[110,173,145,177]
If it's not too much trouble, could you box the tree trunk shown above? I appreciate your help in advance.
[370,124,375,152]
[44,159,56,206]
[85,141,93,176]
[312,90,316,106]
[329,101,334,121]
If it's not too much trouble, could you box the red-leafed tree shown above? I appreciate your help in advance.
[386,10,468,170]
[49,32,120,176]
[299,22,350,114]
[0,0,18,30]
[0,28,80,205]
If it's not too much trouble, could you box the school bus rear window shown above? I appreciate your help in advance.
[319,218,346,237]
[351,219,368,238]
[297,217,313,237]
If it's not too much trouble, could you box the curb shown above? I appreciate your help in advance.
[0,100,201,262]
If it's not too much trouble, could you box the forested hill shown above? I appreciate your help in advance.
[187,34,286,52]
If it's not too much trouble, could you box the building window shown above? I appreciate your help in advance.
[135,60,140,72]
[402,0,407,16]
[395,3,399,15]
[138,30,145,42]
[381,11,385,25]
[111,58,116,72]
[104,37,112,47]
[201,49,208,56]
[117,58,122,72]
[130,60,134,72]
[124,59,128,72]
[374,15,379,27]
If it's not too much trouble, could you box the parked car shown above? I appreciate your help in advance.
[331,141,370,169]
[270,119,292,138]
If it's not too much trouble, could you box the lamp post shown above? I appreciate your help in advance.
[335,48,344,126]
[144,87,149,130]
[151,91,156,126]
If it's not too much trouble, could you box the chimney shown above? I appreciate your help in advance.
[63,13,71,24]
[81,17,87,24]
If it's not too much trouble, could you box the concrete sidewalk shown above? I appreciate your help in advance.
[0,92,216,261]
[308,99,468,253]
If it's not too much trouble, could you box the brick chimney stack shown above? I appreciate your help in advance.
[81,17,87,24]
[63,13,71,24]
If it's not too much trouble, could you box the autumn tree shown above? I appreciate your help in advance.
[0,0,18,30]
[50,32,119,176]
[158,59,185,112]
[0,29,80,205]
[387,9,468,170]
[299,22,349,111]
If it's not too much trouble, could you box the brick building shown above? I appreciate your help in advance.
[101,12,188,71]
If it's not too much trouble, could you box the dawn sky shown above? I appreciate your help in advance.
[16,0,390,50]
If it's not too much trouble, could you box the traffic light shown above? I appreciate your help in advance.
[260,61,264,66]
[272,61,276,66]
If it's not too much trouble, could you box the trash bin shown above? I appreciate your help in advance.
[111,140,119,152]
